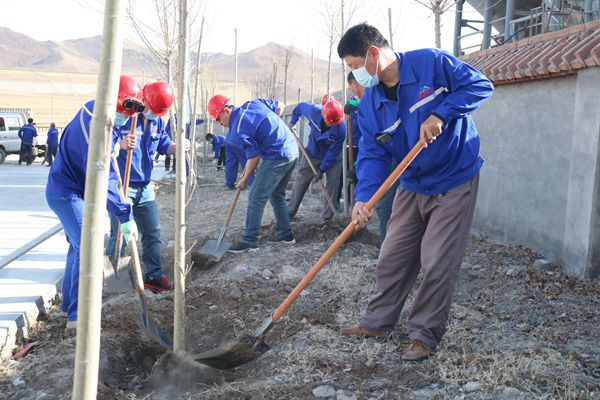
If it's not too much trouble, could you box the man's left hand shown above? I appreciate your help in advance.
[315,170,324,182]
[236,178,248,190]
[120,134,137,150]
[419,114,444,147]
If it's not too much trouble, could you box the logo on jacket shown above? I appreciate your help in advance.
[418,86,434,99]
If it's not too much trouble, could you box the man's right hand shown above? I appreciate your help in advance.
[120,134,137,150]
[344,103,357,115]
[351,201,372,231]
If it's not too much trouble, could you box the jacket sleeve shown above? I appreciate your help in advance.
[430,51,494,124]
[290,102,311,126]
[354,105,393,202]
[18,128,23,139]
[33,126,38,137]
[106,137,132,223]
[212,138,219,158]
[320,123,345,172]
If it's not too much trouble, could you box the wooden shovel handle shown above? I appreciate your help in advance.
[289,127,337,215]
[271,139,426,322]
[223,188,242,228]
[122,113,139,196]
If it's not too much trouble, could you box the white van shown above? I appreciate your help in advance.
[0,108,40,164]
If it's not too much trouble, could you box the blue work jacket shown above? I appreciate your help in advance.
[18,123,38,143]
[228,98,298,160]
[115,116,172,189]
[46,100,132,222]
[355,49,494,201]
[290,102,345,172]
[212,135,226,158]
[46,127,59,147]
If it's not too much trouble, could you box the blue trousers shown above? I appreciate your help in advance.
[46,192,84,322]
[105,183,164,278]
[241,156,298,245]
[225,144,254,188]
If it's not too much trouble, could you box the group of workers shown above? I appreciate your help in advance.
[46,22,493,362]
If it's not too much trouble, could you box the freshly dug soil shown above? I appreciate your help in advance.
[1,160,599,400]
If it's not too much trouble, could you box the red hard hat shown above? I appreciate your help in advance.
[322,100,344,126]
[143,81,174,116]
[208,94,230,120]
[321,94,336,105]
[116,75,143,116]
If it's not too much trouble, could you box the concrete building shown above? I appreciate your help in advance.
[461,19,600,278]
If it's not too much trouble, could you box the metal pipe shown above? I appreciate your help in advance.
[482,0,492,50]
[505,0,515,43]
[453,0,464,56]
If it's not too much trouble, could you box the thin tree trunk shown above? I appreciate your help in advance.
[435,11,441,48]
[174,0,189,354]
[388,8,394,49]
[190,17,205,180]
[341,0,349,216]
[326,32,333,97]
[310,48,315,103]
[72,0,124,398]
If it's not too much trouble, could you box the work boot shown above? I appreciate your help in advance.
[267,234,296,245]
[144,276,173,293]
[340,326,386,338]
[228,242,259,253]
[402,339,431,361]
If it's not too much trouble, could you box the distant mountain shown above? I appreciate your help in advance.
[0,27,344,103]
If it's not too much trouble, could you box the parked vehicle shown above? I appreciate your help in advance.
[0,108,47,164]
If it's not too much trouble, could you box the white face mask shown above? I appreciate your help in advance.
[114,112,130,128]
[143,109,158,120]
[352,48,379,88]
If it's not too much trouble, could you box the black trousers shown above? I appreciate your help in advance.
[19,142,33,165]
[217,147,226,167]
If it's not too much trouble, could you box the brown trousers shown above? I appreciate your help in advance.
[359,174,479,348]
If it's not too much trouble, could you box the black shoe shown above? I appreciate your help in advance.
[267,234,296,245]
[228,242,259,253]
[144,276,173,293]
[226,185,236,190]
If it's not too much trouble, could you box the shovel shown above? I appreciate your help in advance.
[110,147,173,347]
[199,187,242,261]
[111,114,138,278]
[194,140,427,369]
[289,127,338,218]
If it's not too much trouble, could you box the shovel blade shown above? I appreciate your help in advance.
[194,336,270,370]
[135,313,173,347]
[103,256,134,293]
[199,239,231,262]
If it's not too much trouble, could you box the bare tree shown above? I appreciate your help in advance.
[282,44,295,105]
[413,0,455,48]
[249,70,272,99]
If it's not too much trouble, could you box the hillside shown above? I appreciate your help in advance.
[0,27,343,103]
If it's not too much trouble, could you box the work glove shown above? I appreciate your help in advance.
[344,99,360,115]
[347,170,357,184]
[315,170,324,182]
[120,220,138,244]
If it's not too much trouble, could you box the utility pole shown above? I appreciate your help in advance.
[71,0,124,398]
[174,0,189,354]
[388,8,394,50]
[234,27,238,105]
[310,48,315,103]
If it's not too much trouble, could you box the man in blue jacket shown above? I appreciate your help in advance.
[18,118,38,165]
[337,23,494,361]
[205,132,226,171]
[105,81,188,293]
[45,123,59,166]
[46,75,142,330]
[288,100,345,222]
[208,94,298,252]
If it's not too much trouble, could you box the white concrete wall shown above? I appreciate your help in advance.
[472,68,600,278]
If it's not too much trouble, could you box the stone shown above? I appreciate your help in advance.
[208,305,217,311]
[278,265,304,285]
[365,358,376,369]
[312,384,336,398]
[229,286,242,301]
[505,265,524,277]
[262,269,274,279]
[464,381,484,392]
[167,240,174,248]
[336,390,357,400]
[533,258,553,270]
